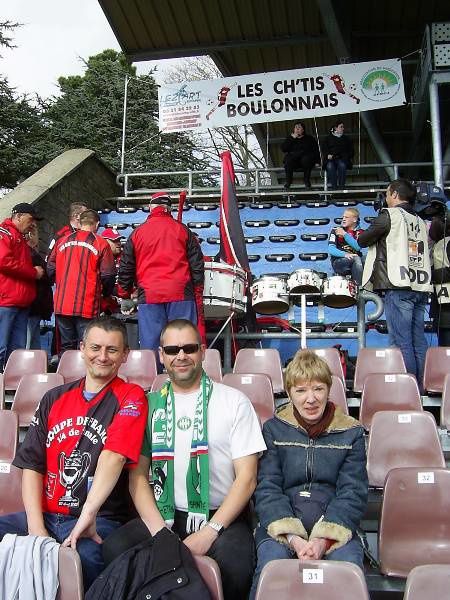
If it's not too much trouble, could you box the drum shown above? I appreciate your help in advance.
[287,269,322,295]
[251,275,289,315]
[203,262,247,319]
[322,276,357,308]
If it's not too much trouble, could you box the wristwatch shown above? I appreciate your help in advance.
[206,520,225,536]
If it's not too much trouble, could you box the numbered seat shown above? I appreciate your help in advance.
[118,349,158,390]
[3,349,48,391]
[233,348,284,394]
[222,373,274,424]
[329,375,348,415]
[359,373,421,430]
[423,346,450,393]
[0,464,24,516]
[56,547,83,600]
[379,468,450,577]
[202,349,223,382]
[367,411,445,488]
[56,350,86,383]
[441,373,450,430]
[194,556,224,600]
[312,348,345,383]
[12,373,64,427]
[353,347,406,393]
[404,564,450,600]
[0,373,4,409]
[0,409,18,463]
[255,559,369,600]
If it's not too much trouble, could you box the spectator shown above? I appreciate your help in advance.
[322,120,354,189]
[328,208,364,284]
[359,179,432,386]
[118,192,204,362]
[26,226,54,349]
[100,229,124,316]
[102,319,266,600]
[47,202,88,255]
[281,121,320,190]
[0,316,148,590]
[47,209,116,353]
[0,203,44,370]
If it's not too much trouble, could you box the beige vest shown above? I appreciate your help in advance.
[362,207,432,292]
[433,237,450,304]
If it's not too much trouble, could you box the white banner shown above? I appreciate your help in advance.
[158,58,405,133]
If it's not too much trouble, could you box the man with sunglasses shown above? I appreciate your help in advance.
[102,319,266,600]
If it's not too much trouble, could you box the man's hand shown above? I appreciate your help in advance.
[335,227,346,237]
[296,538,329,561]
[327,154,333,160]
[120,299,136,315]
[183,525,218,556]
[62,508,102,549]
[34,266,44,279]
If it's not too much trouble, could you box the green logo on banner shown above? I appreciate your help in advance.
[361,68,400,102]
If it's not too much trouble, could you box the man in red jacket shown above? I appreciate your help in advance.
[0,203,44,370]
[47,202,88,255]
[118,192,204,364]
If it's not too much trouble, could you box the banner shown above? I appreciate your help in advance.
[158,58,405,132]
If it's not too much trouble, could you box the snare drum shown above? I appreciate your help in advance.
[203,262,247,319]
[251,275,289,315]
[322,276,357,308]
[288,269,322,295]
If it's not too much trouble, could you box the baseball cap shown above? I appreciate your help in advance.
[101,229,123,242]
[150,191,171,206]
[11,203,42,221]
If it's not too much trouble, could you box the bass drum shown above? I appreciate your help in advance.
[203,262,247,319]
[251,275,289,315]
[322,276,357,308]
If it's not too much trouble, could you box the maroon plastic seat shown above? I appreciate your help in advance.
[0,373,4,409]
[312,347,345,383]
[255,559,370,600]
[404,564,450,600]
[194,555,224,600]
[56,350,86,383]
[0,464,24,516]
[0,409,18,462]
[353,347,406,393]
[423,346,450,393]
[360,373,422,430]
[367,411,445,488]
[329,375,348,415]
[202,348,223,382]
[12,373,64,427]
[379,467,450,577]
[56,547,83,600]
[233,348,284,394]
[441,373,450,430]
[222,373,274,424]
[118,349,158,390]
[150,373,170,392]
[3,349,48,391]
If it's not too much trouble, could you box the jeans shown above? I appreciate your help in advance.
[249,533,363,600]
[0,511,121,590]
[56,315,91,354]
[383,289,428,386]
[0,306,29,371]
[331,256,364,285]
[27,315,42,349]
[103,511,255,600]
[325,159,347,189]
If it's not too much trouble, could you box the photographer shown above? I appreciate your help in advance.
[430,211,450,345]
[358,179,432,387]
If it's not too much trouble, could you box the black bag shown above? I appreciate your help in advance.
[292,489,330,535]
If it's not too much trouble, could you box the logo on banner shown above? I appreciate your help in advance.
[360,68,401,102]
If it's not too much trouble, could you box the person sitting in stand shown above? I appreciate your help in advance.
[281,121,320,190]
[328,208,364,285]
[322,120,354,190]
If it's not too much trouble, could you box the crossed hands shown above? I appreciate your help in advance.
[288,535,329,561]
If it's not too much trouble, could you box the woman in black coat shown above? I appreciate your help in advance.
[281,121,320,190]
[322,120,354,189]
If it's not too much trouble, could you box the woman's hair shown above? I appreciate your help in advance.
[332,120,344,132]
[293,121,306,131]
[285,349,332,391]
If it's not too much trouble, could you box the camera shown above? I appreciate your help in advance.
[374,191,387,213]
[373,182,448,219]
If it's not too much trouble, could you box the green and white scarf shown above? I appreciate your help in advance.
[149,371,213,532]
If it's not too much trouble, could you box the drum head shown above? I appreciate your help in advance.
[323,295,357,308]
[253,300,289,315]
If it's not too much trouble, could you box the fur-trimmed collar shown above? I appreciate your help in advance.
[275,402,360,433]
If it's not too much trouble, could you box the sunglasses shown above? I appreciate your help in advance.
[162,344,200,356]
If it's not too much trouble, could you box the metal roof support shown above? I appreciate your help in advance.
[316,0,395,180]
[429,76,443,188]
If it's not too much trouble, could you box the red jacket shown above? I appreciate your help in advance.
[0,218,37,308]
[118,206,204,303]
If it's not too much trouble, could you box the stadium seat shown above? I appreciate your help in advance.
[0,464,24,516]
[150,373,170,392]
[367,411,445,488]
[441,373,450,430]
[0,373,3,409]
[379,467,450,577]
[194,556,224,600]
[233,348,284,394]
[222,373,274,424]
[12,373,64,427]
[255,559,370,600]
[202,348,223,382]
[312,347,345,383]
[423,347,450,393]
[403,564,450,600]
[56,350,86,383]
[353,348,406,393]
[359,373,422,430]
[0,409,18,462]
[3,349,48,391]
[56,547,83,600]
[118,349,158,390]
[329,375,348,414]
